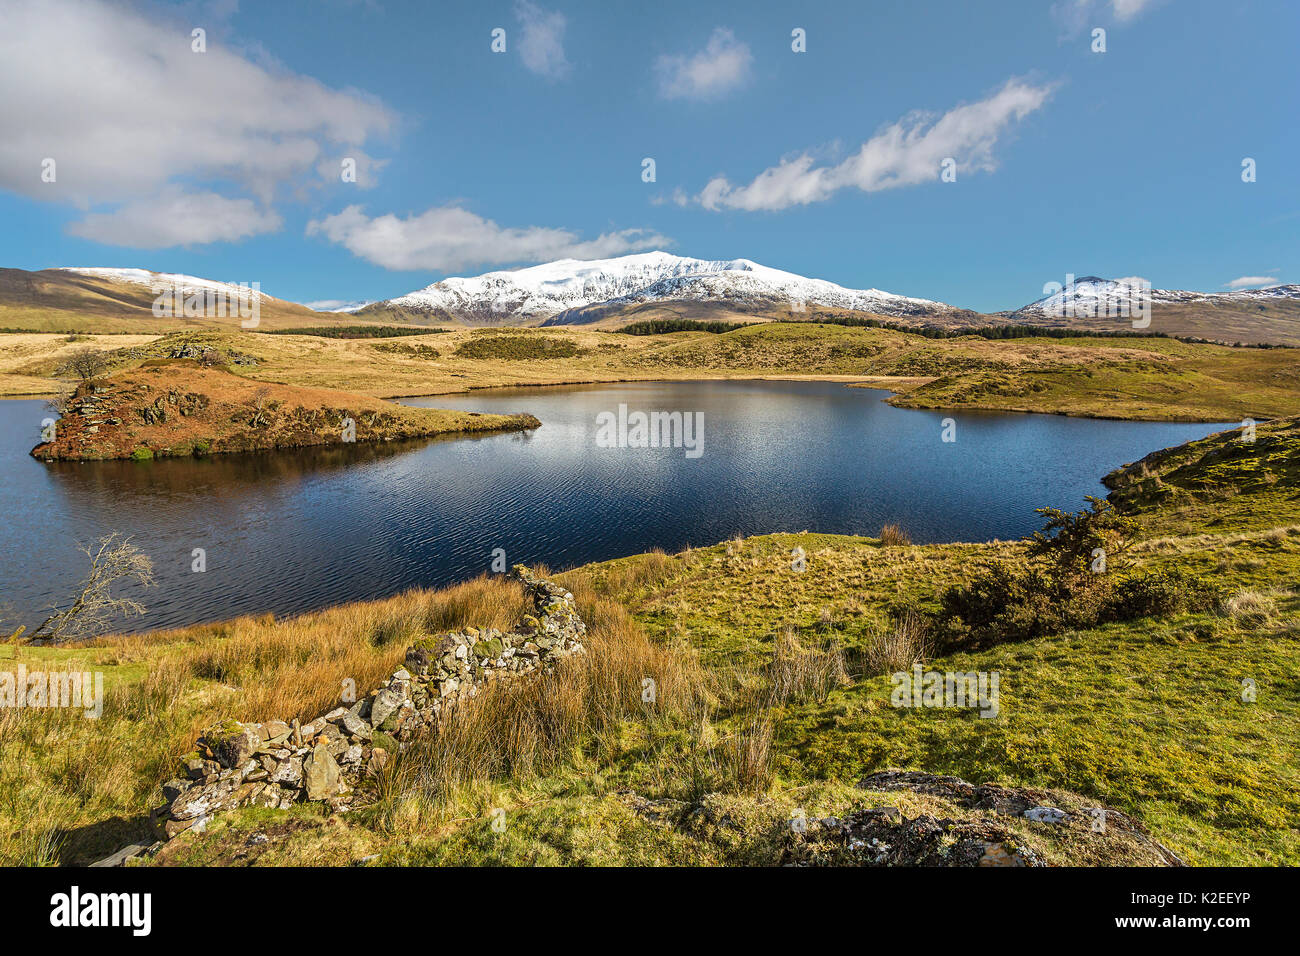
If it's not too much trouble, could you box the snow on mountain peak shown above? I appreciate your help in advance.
[377,252,954,321]
[59,267,270,300]
[1015,273,1300,317]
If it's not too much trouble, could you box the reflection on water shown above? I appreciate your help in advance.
[0,380,1227,633]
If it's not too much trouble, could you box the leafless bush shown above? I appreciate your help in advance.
[45,383,75,417]
[58,346,110,382]
[249,387,274,428]
[28,533,155,644]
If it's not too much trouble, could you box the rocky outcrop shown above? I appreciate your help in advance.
[31,364,541,461]
[152,566,584,841]
[780,771,1186,867]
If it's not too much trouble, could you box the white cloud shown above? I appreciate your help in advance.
[67,189,283,248]
[1224,275,1280,290]
[697,79,1054,212]
[0,0,394,245]
[306,204,671,272]
[1110,0,1158,19]
[1053,0,1162,34]
[515,1,570,79]
[305,299,370,312]
[656,28,752,101]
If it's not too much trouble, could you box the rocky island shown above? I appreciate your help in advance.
[29,359,540,461]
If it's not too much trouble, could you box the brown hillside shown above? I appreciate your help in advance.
[0,268,358,333]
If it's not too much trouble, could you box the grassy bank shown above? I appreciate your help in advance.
[3,417,1296,866]
[5,323,1300,422]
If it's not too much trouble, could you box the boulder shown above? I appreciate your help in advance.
[1024,806,1068,824]
[203,720,261,769]
[369,688,403,728]
[303,742,341,800]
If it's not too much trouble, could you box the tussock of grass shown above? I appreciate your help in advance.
[862,613,933,676]
[1222,588,1290,628]
[769,628,848,705]
[879,523,912,547]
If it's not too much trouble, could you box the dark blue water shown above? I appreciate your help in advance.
[0,380,1227,633]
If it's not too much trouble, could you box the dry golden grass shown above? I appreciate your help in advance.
[769,628,849,705]
[1,565,759,865]
[862,613,933,675]
[0,574,534,864]
[879,523,912,547]
[350,569,720,827]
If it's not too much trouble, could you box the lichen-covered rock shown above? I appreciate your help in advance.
[202,720,261,769]
[369,688,404,728]
[303,742,341,800]
[773,771,1185,867]
[268,755,303,787]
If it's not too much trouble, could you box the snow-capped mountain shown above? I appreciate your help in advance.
[60,267,272,301]
[1009,275,1300,318]
[362,252,959,323]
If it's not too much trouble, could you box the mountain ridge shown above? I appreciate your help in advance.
[355,251,966,326]
[3,258,1298,343]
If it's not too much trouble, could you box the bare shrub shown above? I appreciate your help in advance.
[249,387,274,428]
[45,383,75,418]
[58,346,109,382]
[28,534,155,644]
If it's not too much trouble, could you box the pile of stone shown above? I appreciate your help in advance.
[153,566,585,841]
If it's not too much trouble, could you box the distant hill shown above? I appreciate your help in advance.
[997,276,1300,346]
[0,267,361,333]
[5,260,1296,345]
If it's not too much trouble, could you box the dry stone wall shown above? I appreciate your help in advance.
[153,566,585,840]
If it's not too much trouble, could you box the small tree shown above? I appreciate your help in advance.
[936,496,1203,650]
[1028,495,1136,586]
[249,387,274,428]
[59,346,110,382]
[26,533,155,644]
[45,382,75,417]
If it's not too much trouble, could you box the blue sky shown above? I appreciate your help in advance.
[0,0,1295,312]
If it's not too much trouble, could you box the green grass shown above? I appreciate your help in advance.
[572,528,1300,865]
[453,332,588,361]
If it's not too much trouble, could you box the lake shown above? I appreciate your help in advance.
[0,379,1227,633]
